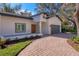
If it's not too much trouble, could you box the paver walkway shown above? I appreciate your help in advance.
[18,33,79,56]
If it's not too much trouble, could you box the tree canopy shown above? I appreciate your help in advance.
[36,3,63,16]
[36,3,76,21]
[0,3,22,13]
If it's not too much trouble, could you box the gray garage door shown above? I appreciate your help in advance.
[51,25,60,34]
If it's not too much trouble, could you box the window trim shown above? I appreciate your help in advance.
[15,23,26,33]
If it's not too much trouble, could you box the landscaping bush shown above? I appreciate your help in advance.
[62,24,76,33]
[0,39,32,56]
[0,38,7,49]
[71,36,79,44]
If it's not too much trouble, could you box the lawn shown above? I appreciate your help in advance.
[0,39,32,56]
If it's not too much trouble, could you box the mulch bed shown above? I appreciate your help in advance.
[67,39,79,52]
[0,36,42,49]
[5,36,42,45]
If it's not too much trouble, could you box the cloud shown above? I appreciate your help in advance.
[15,9,36,15]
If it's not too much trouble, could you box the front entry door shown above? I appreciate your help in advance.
[31,24,36,33]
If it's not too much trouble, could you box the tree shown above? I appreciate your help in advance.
[0,3,13,12]
[36,3,76,21]
[0,3,22,13]
[60,3,79,35]
[60,3,76,20]
[36,3,63,16]
[36,3,77,33]
[73,4,79,36]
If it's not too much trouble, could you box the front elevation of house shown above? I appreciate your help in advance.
[0,12,61,39]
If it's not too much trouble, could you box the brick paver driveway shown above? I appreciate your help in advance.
[18,33,79,56]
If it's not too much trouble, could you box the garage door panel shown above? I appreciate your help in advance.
[51,25,60,34]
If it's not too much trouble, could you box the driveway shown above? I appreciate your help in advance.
[18,33,79,56]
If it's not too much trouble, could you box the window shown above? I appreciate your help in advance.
[15,23,26,33]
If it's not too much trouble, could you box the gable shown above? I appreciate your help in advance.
[47,16,61,25]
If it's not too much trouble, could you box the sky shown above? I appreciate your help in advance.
[11,3,37,15]
[21,3,37,14]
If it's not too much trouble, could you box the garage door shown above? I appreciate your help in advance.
[51,25,60,34]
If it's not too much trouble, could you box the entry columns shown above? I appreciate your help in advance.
[39,21,42,34]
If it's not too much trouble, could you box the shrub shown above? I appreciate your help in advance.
[71,36,79,44]
[5,39,11,44]
[62,24,76,33]
[0,39,32,56]
[35,35,41,39]
[0,38,6,45]
[0,38,7,49]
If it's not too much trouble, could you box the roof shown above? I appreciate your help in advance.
[31,12,48,17]
[0,12,33,20]
[0,12,62,21]
[32,12,62,22]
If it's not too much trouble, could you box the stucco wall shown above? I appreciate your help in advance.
[0,15,36,35]
[41,22,49,34]
[33,16,61,35]
[47,16,61,34]
[33,15,41,22]
[33,14,46,22]
[0,14,61,35]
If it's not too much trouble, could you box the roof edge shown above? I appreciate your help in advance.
[31,12,48,17]
[0,12,33,20]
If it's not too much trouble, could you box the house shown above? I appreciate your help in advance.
[0,12,61,40]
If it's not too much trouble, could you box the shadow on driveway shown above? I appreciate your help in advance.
[51,33,76,39]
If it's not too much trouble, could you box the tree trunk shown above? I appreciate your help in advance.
[74,16,79,36]
[73,4,79,36]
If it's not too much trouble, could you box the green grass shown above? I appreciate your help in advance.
[0,39,32,56]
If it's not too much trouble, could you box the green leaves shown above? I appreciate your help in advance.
[0,3,22,13]
[0,38,6,46]
[36,3,63,16]
[72,36,79,44]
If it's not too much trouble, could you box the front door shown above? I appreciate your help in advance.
[31,24,36,33]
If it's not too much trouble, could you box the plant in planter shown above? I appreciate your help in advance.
[0,37,7,49]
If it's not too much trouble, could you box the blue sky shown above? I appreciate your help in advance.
[21,3,37,14]
[11,3,37,15]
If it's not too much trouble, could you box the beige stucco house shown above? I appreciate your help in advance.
[0,12,61,39]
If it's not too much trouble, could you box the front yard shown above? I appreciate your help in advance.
[0,39,32,56]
